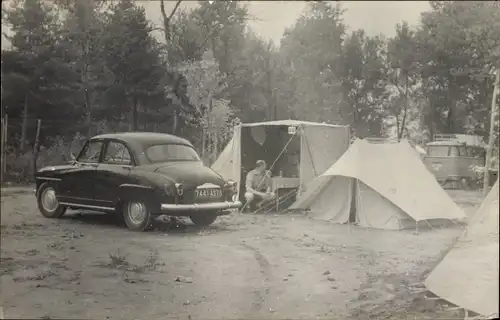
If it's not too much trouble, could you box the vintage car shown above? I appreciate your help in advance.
[35,132,242,231]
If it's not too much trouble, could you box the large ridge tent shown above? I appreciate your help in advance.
[290,139,466,229]
[425,180,499,318]
[211,120,350,201]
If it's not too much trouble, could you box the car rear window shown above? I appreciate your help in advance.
[146,144,201,163]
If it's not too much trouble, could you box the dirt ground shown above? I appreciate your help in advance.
[0,187,484,320]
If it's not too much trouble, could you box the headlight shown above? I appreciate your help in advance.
[175,183,184,196]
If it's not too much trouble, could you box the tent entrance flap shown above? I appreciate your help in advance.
[238,125,300,201]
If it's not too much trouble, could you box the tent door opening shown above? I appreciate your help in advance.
[239,125,301,205]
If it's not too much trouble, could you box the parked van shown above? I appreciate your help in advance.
[423,134,486,188]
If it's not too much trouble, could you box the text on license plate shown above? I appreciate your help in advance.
[195,188,221,198]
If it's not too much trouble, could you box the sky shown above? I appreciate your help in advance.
[142,1,430,43]
[1,1,431,49]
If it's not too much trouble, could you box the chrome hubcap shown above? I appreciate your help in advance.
[128,202,146,225]
[41,188,58,213]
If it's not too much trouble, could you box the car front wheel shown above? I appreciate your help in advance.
[37,182,67,218]
[190,212,217,226]
[123,200,154,232]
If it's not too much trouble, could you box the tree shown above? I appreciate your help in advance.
[159,0,182,44]
[181,50,234,164]
[279,2,345,124]
[100,0,166,131]
[56,0,110,134]
[191,0,249,74]
[339,30,387,138]
[189,1,253,122]
[2,0,78,151]
[416,1,500,138]
[234,31,278,122]
[383,22,421,141]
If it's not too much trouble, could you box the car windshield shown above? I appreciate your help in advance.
[146,144,201,163]
[427,145,449,157]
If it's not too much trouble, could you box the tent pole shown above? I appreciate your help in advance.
[299,126,303,196]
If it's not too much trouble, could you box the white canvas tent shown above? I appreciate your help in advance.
[291,139,466,229]
[425,180,499,318]
[211,120,350,199]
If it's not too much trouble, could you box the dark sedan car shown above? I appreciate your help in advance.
[35,132,242,231]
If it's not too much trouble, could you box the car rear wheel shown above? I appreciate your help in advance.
[123,200,154,232]
[37,182,67,218]
[190,212,217,226]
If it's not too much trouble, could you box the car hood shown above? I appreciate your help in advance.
[139,162,225,189]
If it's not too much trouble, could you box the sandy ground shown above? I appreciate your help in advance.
[0,187,484,320]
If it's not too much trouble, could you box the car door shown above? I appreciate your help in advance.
[93,140,134,208]
[58,140,104,206]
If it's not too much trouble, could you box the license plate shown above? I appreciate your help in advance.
[195,188,221,198]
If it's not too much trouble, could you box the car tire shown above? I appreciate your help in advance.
[122,200,154,232]
[37,182,67,218]
[190,212,217,226]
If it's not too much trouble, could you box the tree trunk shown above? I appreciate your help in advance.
[160,0,182,133]
[84,88,93,136]
[395,115,401,140]
[201,126,206,159]
[160,0,182,43]
[206,95,213,165]
[132,96,138,131]
[212,133,218,165]
[266,61,273,121]
[446,86,455,133]
[172,110,178,135]
[398,74,410,141]
[20,94,29,154]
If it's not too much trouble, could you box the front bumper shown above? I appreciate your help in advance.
[160,201,242,213]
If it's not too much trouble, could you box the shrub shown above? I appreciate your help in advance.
[470,164,499,187]
[3,133,87,183]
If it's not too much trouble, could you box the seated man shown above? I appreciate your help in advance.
[244,160,276,211]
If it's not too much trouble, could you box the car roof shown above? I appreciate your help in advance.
[91,132,193,148]
[426,140,485,147]
[426,140,463,146]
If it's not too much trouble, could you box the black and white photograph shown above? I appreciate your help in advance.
[0,0,499,319]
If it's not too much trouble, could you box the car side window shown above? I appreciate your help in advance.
[78,141,103,163]
[103,141,132,165]
[449,146,459,156]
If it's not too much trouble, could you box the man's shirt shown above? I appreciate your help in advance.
[245,169,272,192]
